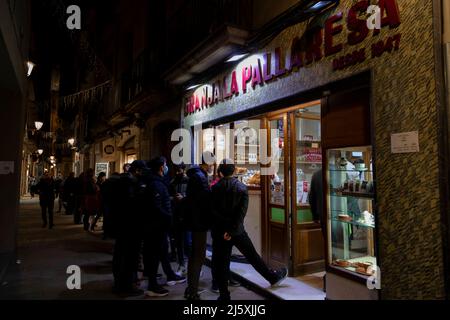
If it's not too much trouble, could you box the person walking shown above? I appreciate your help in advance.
[36,171,56,229]
[142,158,186,298]
[211,160,288,301]
[184,152,215,300]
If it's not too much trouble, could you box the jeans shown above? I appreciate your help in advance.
[212,231,276,298]
[143,230,177,288]
[112,236,141,290]
[40,200,54,227]
[186,231,207,295]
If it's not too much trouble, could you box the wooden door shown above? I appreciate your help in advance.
[266,115,290,269]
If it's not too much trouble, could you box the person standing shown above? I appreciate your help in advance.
[55,173,64,213]
[82,169,100,231]
[211,160,288,301]
[111,163,143,296]
[36,171,56,229]
[143,158,186,298]
[91,172,107,231]
[184,152,215,300]
[309,169,324,236]
[62,172,77,215]
[28,175,37,198]
[169,163,189,275]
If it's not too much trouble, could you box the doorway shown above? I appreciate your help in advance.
[264,100,325,277]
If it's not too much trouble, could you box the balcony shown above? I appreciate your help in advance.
[164,0,253,85]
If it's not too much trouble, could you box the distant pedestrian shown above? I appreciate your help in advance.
[29,175,37,198]
[36,171,56,229]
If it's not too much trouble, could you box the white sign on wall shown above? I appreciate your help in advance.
[391,131,420,154]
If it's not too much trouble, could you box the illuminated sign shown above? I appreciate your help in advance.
[185,0,401,115]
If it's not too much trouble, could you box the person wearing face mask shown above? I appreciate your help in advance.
[142,157,186,298]
[184,151,215,300]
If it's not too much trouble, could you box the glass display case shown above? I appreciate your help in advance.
[234,119,261,188]
[326,146,377,277]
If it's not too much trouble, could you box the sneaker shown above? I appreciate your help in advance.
[145,286,169,297]
[210,284,219,294]
[197,287,207,295]
[270,267,288,287]
[229,278,240,287]
[176,265,187,276]
[166,274,186,286]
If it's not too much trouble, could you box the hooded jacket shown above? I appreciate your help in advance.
[211,176,249,237]
[185,166,212,232]
[143,172,172,231]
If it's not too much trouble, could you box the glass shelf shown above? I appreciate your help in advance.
[330,189,374,199]
[329,169,372,173]
[331,217,375,229]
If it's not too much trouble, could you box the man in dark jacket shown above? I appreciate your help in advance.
[111,162,143,296]
[184,152,215,300]
[36,172,56,229]
[143,157,186,298]
[211,160,287,301]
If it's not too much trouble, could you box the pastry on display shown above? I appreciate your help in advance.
[248,172,261,186]
[333,259,351,268]
[235,167,248,175]
[338,214,352,222]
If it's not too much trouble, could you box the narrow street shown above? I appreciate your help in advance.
[0,198,264,300]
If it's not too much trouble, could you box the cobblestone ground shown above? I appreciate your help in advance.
[0,198,265,300]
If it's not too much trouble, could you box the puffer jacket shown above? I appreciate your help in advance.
[211,176,249,237]
[144,173,172,231]
[185,166,212,232]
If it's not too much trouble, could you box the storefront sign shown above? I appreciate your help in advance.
[391,131,420,154]
[185,0,401,116]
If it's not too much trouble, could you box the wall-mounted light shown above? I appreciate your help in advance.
[226,53,249,63]
[305,1,338,13]
[27,61,35,77]
[34,121,44,131]
[186,84,201,91]
[37,149,44,155]
[68,138,75,146]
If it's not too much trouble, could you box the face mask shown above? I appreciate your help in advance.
[163,165,169,176]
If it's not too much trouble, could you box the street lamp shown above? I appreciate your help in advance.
[37,149,44,155]
[68,138,75,146]
[34,121,44,131]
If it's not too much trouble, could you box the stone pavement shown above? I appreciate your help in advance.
[0,198,265,300]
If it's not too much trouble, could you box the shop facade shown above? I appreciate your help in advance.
[181,0,449,300]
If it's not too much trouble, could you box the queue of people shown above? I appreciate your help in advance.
[30,151,288,300]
